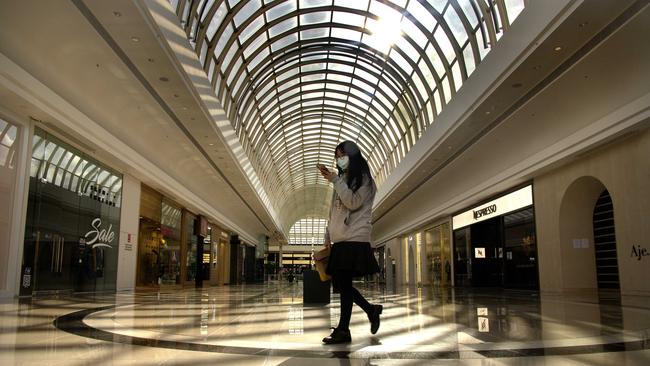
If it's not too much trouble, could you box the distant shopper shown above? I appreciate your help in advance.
[317,140,382,344]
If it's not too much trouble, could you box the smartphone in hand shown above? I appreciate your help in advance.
[316,163,328,173]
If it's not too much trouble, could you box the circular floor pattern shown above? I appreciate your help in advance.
[53,304,650,360]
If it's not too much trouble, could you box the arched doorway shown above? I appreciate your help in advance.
[592,189,620,290]
[559,177,622,291]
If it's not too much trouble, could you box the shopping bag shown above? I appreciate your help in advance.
[313,247,331,282]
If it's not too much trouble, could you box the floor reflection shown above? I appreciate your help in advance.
[0,282,649,364]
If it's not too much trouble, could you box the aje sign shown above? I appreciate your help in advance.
[453,185,533,230]
[85,218,116,249]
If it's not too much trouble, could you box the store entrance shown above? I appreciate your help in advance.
[454,207,539,289]
[20,129,123,296]
[24,230,74,294]
[470,217,503,287]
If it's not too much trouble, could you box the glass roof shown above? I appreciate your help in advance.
[288,216,328,245]
[172,0,525,229]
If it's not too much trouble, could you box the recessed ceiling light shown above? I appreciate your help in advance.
[485,111,491,115]
[554,46,562,52]
[159,76,169,82]
[131,36,140,42]
[113,11,122,17]
[209,143,214,146]
[147,58,154,63]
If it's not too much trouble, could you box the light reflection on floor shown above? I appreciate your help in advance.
[1,281,649,365]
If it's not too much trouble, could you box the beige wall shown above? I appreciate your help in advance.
[535,128,650,295]
[117,174,141,291]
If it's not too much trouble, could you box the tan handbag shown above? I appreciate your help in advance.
[313,247,331,282]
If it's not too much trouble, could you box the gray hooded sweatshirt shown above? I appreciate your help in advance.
[324,174,376,244]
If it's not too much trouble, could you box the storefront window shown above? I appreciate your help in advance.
[138,217,161,286]
[185,213,198,282]
[160,201,182,285]
[454,227,471,287]
[21,128,122,295]
[424,222,451,287]
[503,208,538,289]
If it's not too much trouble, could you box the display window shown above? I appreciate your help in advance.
[20,128,122,295]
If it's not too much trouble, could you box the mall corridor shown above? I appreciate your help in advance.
[1,0,649,364]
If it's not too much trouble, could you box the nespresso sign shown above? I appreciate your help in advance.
[453,185,533,230]
[473,204,497,219]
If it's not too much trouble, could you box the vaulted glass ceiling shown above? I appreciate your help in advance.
[171,0,525,231]
[288,216,328,245]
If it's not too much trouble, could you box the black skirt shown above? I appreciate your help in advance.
[326,241,380,278]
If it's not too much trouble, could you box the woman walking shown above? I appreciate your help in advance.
[317,140,382,344]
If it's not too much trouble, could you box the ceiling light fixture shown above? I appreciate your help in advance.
[131,36,140,42]
[554,46,562,52]
[113,11,122,17]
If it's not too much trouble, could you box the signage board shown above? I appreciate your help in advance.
[452,185,533,230]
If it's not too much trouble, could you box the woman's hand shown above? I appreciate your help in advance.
[318,164,337,182]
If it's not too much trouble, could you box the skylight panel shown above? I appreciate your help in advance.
[300,27,329,40]
[300,0,331,9]
[266,1,296,21]
[300,10,331,25]
[234,0,261,28]
[434,26,456,64]
[268,17,298,37]
[443,6,468,45]
[240,14,265,43]
[407,1,436,30]
[271,32,299,52]
[330,27,362,42]
[332,11,365,27]
[244,32,268,59]
[206,1,228,39]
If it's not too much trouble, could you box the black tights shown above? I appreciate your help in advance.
[334,271,372,331]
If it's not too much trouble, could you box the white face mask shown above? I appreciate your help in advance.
[336,156,350,170]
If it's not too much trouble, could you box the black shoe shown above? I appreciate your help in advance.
[368,304,383,334]
[322,328,351,344]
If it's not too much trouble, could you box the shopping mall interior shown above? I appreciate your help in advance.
[0,0,649,364]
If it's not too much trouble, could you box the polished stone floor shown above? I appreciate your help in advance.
[1,281,649,365]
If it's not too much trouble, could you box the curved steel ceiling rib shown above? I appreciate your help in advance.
[172,0,526,236]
